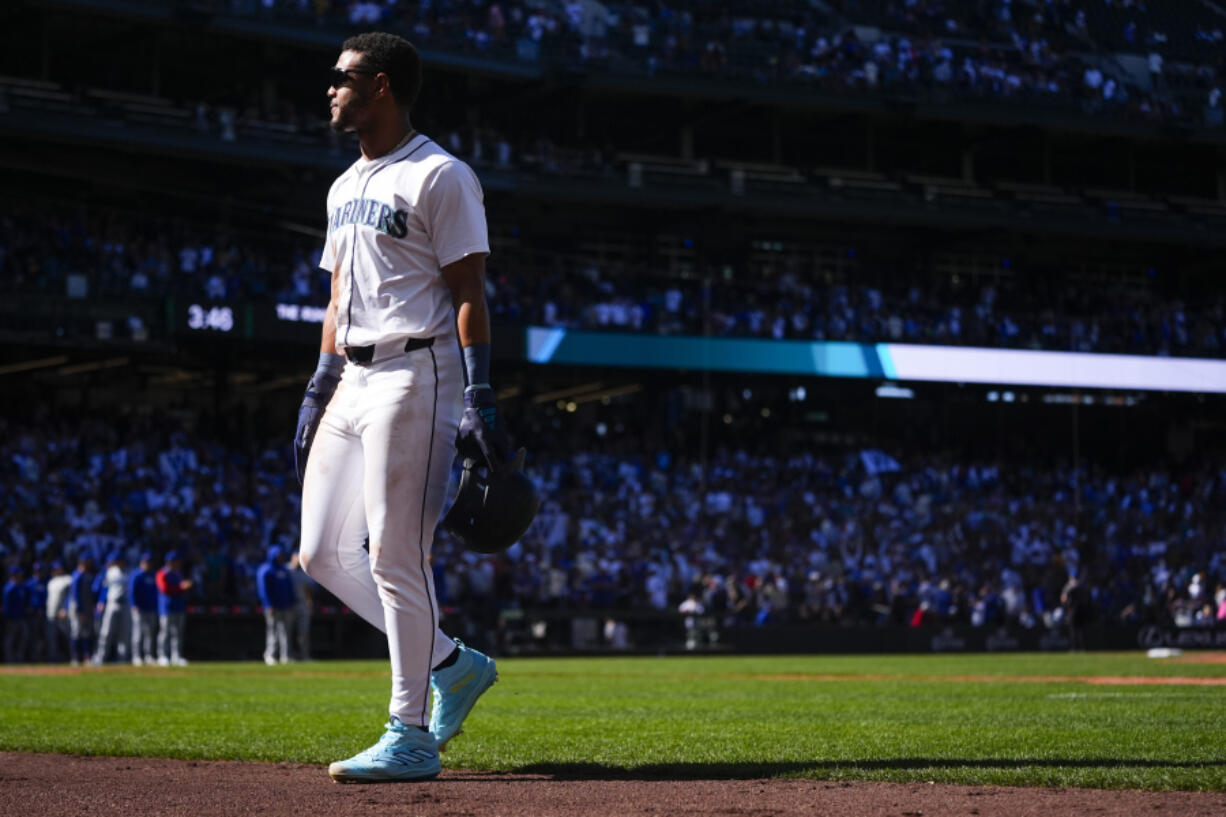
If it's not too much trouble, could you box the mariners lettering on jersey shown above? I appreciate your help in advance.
[320,134,490,347]
[329,197,410,239]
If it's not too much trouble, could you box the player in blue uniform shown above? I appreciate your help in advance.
[3,566,28,663]
[155,552,192,667]
[129,553,159,666]
[256,546,295,665]
[67,555,97,666]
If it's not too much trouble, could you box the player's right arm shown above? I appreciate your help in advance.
[294,251,345,485]
[321,260,340,355]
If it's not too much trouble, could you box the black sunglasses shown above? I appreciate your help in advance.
[328,66,378,88]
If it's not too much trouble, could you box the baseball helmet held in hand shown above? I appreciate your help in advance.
[442,448,540,554]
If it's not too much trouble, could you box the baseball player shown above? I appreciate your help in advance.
[287,549,314,661]
[67,554,97,666]
[3,566,28,663]
[155,551,192,667]
[92,551,131,665]
[128,552,159,666]
[23,563,49,662]
[256,545,294,665]
[295,32,505,783]
[45,560,72,663]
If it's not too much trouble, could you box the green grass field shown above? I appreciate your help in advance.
[2,652,1224,791]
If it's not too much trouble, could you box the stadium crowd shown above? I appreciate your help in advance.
[488,260,1226,358]
[0,207,323,304]
[2,206,1222,358]
[2,401,1224,662]
[202,0,1222,129]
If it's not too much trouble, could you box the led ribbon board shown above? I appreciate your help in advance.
[525,328,1226,394]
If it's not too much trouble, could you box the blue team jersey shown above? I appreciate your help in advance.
[3,582,28,620]
[156,567,189,615]
[129,570,159,612]
[24,578,47,615]
[256,563,294,610]
[69,570,96,611]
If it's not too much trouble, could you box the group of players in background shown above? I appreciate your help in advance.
[2,547,310,668]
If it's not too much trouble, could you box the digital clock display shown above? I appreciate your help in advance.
[187,304,235,332]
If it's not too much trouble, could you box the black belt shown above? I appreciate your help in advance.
[344,336,435,366]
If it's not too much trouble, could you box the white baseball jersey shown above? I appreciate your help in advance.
[320,133,490,350]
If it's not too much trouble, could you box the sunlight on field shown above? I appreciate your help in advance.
[1,652,1223,790]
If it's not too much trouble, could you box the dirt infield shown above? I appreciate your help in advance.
[727,673,1226,685]
[1175,653,1226,664]
[2,753,1223,817]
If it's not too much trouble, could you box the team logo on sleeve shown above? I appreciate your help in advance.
[329,198,409,238]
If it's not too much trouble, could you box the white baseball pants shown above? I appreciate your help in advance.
[299,341,462,727]
[93,603,131,663]
[131,608,157,663]
[158,612,186,663]
[263,608,291,664]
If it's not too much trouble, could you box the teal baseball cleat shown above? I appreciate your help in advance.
[429,640,498,752]
[328,716,441,783]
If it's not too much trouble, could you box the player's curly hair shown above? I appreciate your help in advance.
[342,32,423,111]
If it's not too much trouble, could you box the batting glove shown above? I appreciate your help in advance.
[294,354,344,485]
[458,385,510,470]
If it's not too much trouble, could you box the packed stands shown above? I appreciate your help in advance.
[1,399,1222,659]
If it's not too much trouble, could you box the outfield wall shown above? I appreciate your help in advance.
[165,611,1226,661]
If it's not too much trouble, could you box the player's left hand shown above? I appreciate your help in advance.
[458,386,510,469]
